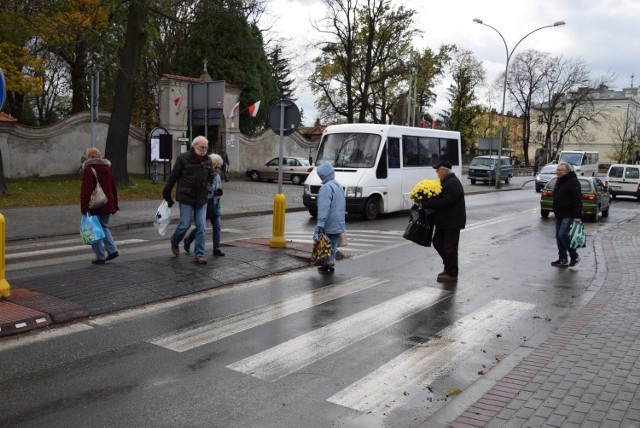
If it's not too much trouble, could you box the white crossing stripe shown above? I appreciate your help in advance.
[151,276,388,352]
[327,299,535,416]
[5,239,146,260]
[227,287,450,381]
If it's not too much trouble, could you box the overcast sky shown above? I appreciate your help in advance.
[259,0,639,126]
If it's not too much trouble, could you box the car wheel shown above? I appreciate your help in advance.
[250,171,261,181]
[470,179,476,184]
[541,210,550,218]
[291,175,302,185]
[361,196,380,221]
[602,206,609,217]
[505,176,510,184]
[308,209,317,218]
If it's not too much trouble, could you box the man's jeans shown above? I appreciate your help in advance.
[555,217,578,261]
[171,203,207,257]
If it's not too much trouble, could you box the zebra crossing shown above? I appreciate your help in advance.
[149,274,536,418]
[284,229,408,258]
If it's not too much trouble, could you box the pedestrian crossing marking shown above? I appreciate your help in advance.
[150,276,387,352]
[5,239,146,260]
[327,299,535,416]
[227,287,450,381]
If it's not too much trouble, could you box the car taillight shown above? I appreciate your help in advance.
[307,167,314,173]
[582,194,596,201]
[542,190,553,197]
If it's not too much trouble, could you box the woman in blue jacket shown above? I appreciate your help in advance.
[314,162,346,273]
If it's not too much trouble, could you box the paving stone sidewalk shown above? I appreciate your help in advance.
[450,215,640,427]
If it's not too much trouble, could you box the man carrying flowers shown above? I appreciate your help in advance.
[421,160,466,283]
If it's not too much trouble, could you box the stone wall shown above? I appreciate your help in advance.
[0,110,318,179]
[0,112,146,179]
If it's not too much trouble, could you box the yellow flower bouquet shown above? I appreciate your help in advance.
[409,179,442,204]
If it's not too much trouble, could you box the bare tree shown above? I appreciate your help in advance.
[506,49,550,165]
[607,107,639,163]
[532,55,614,162]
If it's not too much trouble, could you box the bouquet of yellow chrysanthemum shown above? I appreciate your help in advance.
[409,179,442,204]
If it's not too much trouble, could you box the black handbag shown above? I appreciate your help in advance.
[205,199,218,220]
[403,206,434,247]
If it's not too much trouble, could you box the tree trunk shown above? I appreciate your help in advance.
[105,0,149,186]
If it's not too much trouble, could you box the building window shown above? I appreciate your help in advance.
[553,115,559,125]
[537,132,543,142]
[552,132,558,143]
[537,116,544,124]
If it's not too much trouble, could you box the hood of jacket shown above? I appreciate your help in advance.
[82,157,111,170]
[317,162,335,183]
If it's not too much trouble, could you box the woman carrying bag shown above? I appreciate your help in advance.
[80,147,119,265]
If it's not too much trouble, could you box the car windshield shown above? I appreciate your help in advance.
[299,159,311,166]
[540,165,557,174]
[470,158,495,167]
[546,177,592,192]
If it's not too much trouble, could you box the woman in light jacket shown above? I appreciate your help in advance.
[314,162,346,273]
[80,147,119,265]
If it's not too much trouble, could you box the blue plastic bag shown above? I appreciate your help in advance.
[569,222,586,249]
[80,213,105,245]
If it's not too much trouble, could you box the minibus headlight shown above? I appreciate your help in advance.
[304,184,310,195]
[345,186,362,198]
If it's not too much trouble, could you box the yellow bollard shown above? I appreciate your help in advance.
[269,194,287,248]
[0,213,11,298]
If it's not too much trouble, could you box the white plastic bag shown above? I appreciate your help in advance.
[154,200,172,236]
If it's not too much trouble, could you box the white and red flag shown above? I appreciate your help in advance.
[248,101,261,118]
[228,102,240,119]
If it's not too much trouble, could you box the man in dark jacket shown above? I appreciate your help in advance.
[163,136,213,264]
[422,161,466,283]
[551,162,582,267]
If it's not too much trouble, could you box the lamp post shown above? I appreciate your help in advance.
[473,19,566,188]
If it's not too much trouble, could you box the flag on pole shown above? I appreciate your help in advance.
[248,101,261,118]
[173,96,181,106]
[228,102,240,119]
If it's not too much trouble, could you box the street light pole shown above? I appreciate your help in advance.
[473,19,566,188]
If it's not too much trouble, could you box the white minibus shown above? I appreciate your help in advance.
[303,124,462,220]
[557,150,599,176]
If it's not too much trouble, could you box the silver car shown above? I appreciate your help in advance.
[535,163,565,192]
[245,157,313,185]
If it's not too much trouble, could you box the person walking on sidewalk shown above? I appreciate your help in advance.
[551,162,582,267]
[80,147,119,265]
[183,154,225,257]
[421,160,466,283]
[163,136,213,265]
[314,162,346,273]
[220,146,230,182]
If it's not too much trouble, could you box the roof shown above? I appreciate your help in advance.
[0,112,17,122]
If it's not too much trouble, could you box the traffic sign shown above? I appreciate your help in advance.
[268,99,300,136]
[0,67,6,111]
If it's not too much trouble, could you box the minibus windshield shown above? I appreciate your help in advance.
[559,152,583,165]
[316,133,381,168]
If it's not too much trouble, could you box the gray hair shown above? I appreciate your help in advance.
[557,162,572,171]
[209,153,223,168]
[191,136,208,147]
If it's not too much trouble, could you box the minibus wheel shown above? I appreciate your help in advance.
[361,196,379,221]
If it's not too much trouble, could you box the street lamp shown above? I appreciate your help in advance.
[473,18,566,188]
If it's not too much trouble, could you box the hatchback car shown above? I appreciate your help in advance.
[245,157,313,185]
[540,176,611,222]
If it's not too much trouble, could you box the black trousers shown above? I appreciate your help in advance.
[432,228,461,277]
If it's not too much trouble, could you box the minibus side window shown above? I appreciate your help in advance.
[402,136,419,166]
[440,139,460,166]
[377,144,388,179]
[388,137,400,168]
